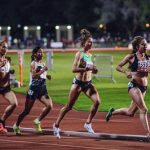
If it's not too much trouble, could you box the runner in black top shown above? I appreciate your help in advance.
[106,36,150,138]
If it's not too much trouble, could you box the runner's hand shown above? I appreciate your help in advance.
[43,66,48,71]
[46,75,51,80]
[125,71,132,79]
[92,65,98,74]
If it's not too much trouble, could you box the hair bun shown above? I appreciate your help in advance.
[79,28,92,46]
[80,29,90,35]
[80,29,86,34]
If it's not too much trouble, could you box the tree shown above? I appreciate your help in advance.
[94,0,150,37]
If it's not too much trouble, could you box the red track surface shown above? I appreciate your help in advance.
[0,93,150,150]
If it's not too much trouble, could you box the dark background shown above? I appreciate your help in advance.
[0,0,150,47]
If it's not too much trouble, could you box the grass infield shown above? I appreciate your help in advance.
[8,50,150,112]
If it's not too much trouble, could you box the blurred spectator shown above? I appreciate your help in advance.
[4,31,150,49]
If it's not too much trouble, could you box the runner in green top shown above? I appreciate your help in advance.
[53,29,100,139]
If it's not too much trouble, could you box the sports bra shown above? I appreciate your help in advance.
[80,50,93,66]
[130,53,150,72]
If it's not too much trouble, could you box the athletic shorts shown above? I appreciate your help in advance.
[128,81,147,93]
[0,85,11,95]
[72,78,92,91]
[26,83,48,101]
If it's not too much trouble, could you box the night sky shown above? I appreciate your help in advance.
[0,0,150,38]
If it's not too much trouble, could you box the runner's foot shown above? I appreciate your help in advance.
[13,124,21,135]
[106,108,114,122]
[84,123,95,134]
[53,123,61,139]
[33,118,42,133]
[0,119,7,133]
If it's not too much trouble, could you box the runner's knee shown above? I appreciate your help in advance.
[65,105,72,112]
[94,100,100,107]
[46,104,52,112]
[11,102,18,109]
[127,112,135,117]
[128,113,134,117]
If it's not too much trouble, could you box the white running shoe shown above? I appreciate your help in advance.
[53,123,61,139]
[84,123,95,134]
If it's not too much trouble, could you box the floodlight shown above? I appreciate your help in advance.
[24,26,28,30]
[55,26,60,30]
[67,25,71,29]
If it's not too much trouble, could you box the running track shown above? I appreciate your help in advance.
[0,93,150,150]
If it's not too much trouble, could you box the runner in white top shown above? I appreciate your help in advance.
[0,41,18,133]
[13,46,52,135]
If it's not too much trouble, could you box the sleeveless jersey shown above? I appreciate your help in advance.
[29,61,47,86]
[0,61,10,73]
[80,50,93,67]
[130,53,150,72]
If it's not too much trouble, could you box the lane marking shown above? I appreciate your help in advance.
[6,126,147,142]
[0,139,120,150]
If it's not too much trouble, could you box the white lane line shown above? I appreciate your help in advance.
[5,113,132,123]
[0,139,120,150]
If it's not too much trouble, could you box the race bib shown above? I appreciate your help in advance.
[138,60,150,72]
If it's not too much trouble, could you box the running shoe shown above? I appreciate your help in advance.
[84,123,95,134]
[33,119,42,133]
[13,124,21,135]
[105,108,115,122]
[53,123,60,139]
[0,123,7,133]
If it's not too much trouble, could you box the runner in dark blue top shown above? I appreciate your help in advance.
[53,29,100,138]
[106,36,150,138]
[13,46,53,135]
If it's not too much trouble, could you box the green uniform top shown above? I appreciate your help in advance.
[80,50,93,64]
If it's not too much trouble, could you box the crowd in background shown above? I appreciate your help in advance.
[1,31,150,49]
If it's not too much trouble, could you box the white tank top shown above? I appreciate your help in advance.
[0,61,10,73]
[29,61,47,85]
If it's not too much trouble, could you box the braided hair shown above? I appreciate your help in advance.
[31,46,41,62]
[131,36,144,54]
[80,29,92,47]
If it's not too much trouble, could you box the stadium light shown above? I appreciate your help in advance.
[24,26,28,30]
[55,26,60,30]
[37,26,41,30]
[99,24,103,29]
[7,26,11,30]
[67,25,71,30]
[145,23,150,28]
